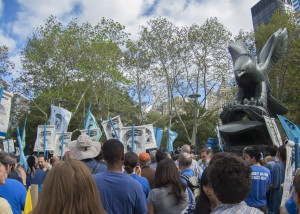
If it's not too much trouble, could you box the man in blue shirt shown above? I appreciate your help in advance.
[179,152,201,203]
[93,139,147,214]
[244,147,271,214]
[0,152,27,214]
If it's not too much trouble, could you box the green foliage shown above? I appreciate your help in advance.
[254,10,300,124]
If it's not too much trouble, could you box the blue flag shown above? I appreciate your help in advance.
[21,117,27,150]
[16,124,27,170]
[278,115,300,140]
[168,129,178,152]
[153,127,163,149]
[83,111,102,141]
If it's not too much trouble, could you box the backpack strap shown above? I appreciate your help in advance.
[180,173,190,182]
[91,162,100,174]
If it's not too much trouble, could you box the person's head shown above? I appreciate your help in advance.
[102,139,124,165]
[277,145,286,162]
[124,151,139,174]
[181,144,191,154]
[51,156,60,167]
[32,159,105,214]
[178,152,192,171]
[268,145,278,157]
[195,167,219,214]
[200,149,212,163]
[208,152,252,204]
[155,150,166,164]
[294,169,300,206]
[155,158,187,203]
[37,154,47,169]
[0,151,16,184]
[62,152,75,161]
[243,147,261,165]
[138,152,151,168]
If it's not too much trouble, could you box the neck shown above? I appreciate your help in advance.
[107,162,123,173]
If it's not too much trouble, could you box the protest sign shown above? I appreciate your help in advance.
[264,116,283,147]
[33,125,56,152]
[120,126,146,155]
[153,127,163,149]
[80,128,102,142]
[54,132,72,156]
[50,105,72,132]
[143,124,157,150]
[3,139,14,153]
[101,115,123,140]
[0,90,13,139]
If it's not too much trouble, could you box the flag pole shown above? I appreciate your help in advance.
[43,123,46,156]
[61,131,64,160]
[131,124,135,152]
[7,140,9,153]
[109,117,119,141]
[0,87,4,104]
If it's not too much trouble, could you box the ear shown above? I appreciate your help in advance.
[121,154,125,162]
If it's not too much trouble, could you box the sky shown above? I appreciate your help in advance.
[0,0,260,80]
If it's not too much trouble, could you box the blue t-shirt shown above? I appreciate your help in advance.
[81,158,96,171]
[26,169,46,187]
[271,162,285,214]
[93,171,147,214]
[93,161,107,174]
[245,165,271,207]
[0,178,27,214]
[130,173,151,200]
[285,192,298,214]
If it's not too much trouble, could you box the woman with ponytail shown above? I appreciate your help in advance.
[124,151,150,201]
[26,155,46,189]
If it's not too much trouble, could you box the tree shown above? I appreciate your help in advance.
[254,10,300,124]
[139,17,232,149]
[0,45,14,77]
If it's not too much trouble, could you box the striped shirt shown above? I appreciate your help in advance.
[211,202,263,214]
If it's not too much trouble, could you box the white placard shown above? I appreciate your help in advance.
[3,139,15,153]
[120,126,146,155]
[143,124,157,150]
[0,90,13,139]
[50,105,72,132]
[264,116,283,147]
[33,125,56,152]
[80,128,102,142]
[54,132,72,156]
[101,116,123,140]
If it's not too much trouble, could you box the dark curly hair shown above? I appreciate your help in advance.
[124,151,139,174]
[208,152,252,204]
[155,159,187,204]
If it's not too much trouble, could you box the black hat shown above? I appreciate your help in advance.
[0,151,16,165]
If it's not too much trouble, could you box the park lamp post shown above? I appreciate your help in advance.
[188,93,201,155]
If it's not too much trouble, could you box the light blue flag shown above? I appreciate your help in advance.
[83,112,102,141]
[16,124,27,170]
[153,127,163,149]
[278,115,300,140]
[168,129,178,152]
[21,117,27,150]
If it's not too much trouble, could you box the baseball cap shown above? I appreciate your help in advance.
[139,152,150,162]
[0,151,16,165]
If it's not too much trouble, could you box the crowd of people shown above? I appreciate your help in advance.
[0,135,299,214]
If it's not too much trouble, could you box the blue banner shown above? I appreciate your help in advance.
[278,115,300,140]
[168,129,178,152]
[153,127,163,149]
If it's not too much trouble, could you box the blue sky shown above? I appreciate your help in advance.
[0,0,260,79]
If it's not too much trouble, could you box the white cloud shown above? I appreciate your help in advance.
[0,29,16,51]
[0,0,3,17]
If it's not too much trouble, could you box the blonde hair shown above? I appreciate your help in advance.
[32,160,106,214]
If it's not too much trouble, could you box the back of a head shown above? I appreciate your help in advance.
[208,152,252,204]
[278,145,286,162]
[155,150,166,164]
[103,139,124,165]
[268,145,278,157]
[178,152,192,168]
[181,144,191,154]
[27,155,37,168]
[33,159,105,214]
[244,147,261,163]
[124,151,138,174]
[294,169,300,203]
[155,158,186,202]
[37,154,47,161]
